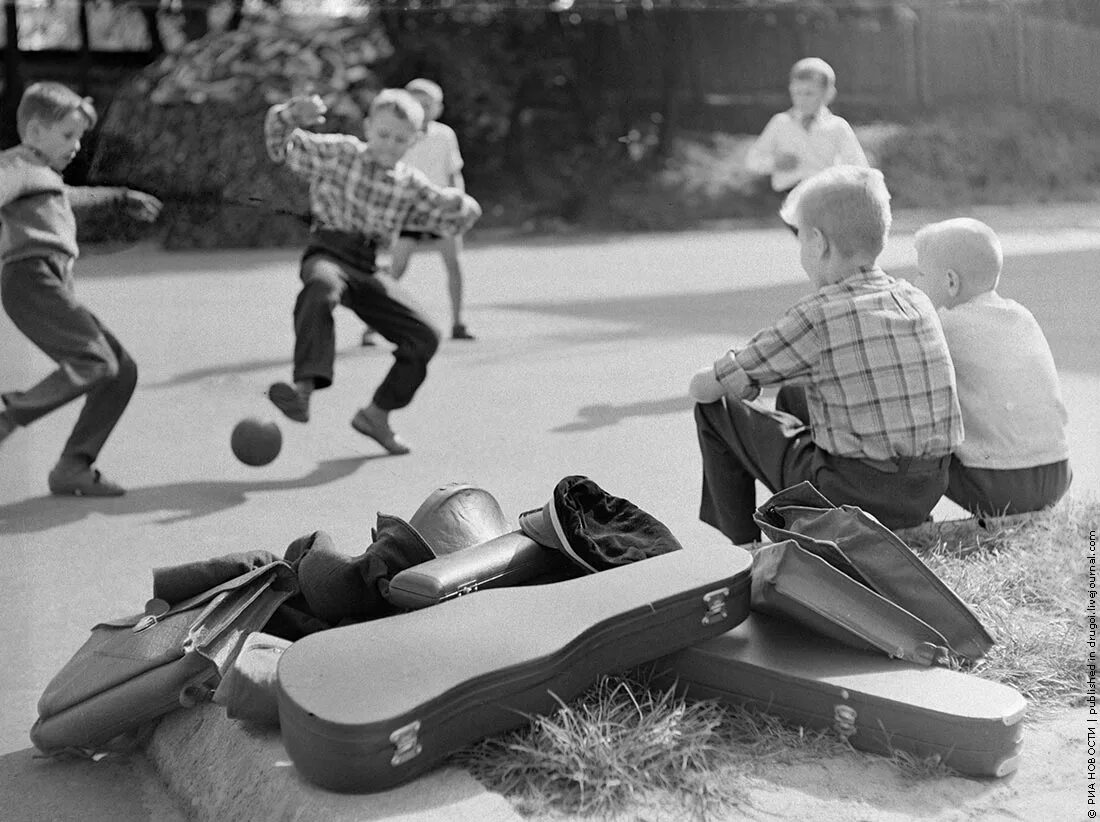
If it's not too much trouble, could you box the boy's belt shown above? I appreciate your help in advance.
[303,228,378,273]
[858,454,950,475]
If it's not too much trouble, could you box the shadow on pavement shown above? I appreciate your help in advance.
[144,345,383,390]
[1,746,187,822]
[553,395,695,432]
[498,249,1097,376]
[0,456,376,534]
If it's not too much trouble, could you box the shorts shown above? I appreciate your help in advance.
[398,230,443,242]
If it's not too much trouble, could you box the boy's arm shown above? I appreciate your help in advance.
[0,157,28,206]
[449,169,466,194]
[402,173,481,236]
[448,129,465,193]
[744,115,782,175]
[66,186,162,222]
[265,96,348,178]
[690,301,820,402]
[835,120,869,167]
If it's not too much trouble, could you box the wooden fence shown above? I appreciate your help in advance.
[3,5,1099,142]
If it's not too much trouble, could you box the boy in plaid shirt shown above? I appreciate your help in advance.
[264,89,481,455]
[689,165,961,544]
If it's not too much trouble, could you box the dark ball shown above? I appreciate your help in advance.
[231,417,282,466]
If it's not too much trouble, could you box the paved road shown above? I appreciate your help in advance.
[2,208,1097,820]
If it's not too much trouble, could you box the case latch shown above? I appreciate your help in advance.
[390,720,423,766]
[701,587,730,626]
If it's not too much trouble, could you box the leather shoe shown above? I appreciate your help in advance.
[48,464,125,497]
[351,409,410,455]
[268,382,310,423]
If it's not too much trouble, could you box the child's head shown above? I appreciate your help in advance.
[404,78,444,123]
[780,165,891,286]
[913,218,1003,309]
[363,88,425,168]
[788,57,836,117]
[16,81,97,171]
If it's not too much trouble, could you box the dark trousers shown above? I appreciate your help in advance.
[695,386,949,543]
[292,231,440,410]
[947,456,1071,516]
[1,254,137,465]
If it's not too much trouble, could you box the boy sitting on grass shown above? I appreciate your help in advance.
[263,89,481,455]
[689,165,961,545]
[913,218,1071,516]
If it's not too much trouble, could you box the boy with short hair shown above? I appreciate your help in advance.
[913,217,1071,515]
[745,57,868,196]
[363,78,474,345]
[264,89,481,455]
[0,81,162,496]
[689,165,961,544]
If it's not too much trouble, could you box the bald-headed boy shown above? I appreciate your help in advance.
[913,218,1071,515]
[690,166,961,545]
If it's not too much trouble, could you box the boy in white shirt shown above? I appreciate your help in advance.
[363,78,474,345]
[746,57,868,196]
[913,217,1072,515]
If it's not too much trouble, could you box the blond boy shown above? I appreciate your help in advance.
[367,79,474,342]
[264,89,481,455]
[913,218,1071,515]
[0,82,161,496]
[746,57,868,195]
[690,166,960,544]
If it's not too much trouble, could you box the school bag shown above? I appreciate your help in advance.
[749,481,994,664]
[31,559,297,755]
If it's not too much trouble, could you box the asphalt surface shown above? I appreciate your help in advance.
[1,205,1097,820]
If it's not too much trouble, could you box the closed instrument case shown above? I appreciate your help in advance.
[277,544,753,792]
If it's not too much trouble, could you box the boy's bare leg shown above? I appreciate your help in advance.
[363,237,417,347]
[441,235,473,339]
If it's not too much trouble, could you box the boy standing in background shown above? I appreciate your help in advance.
[746,57,868,198]
[0,82,162,496]
[363,78,475,345]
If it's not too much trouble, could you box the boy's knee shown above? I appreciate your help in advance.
[74,347,120,384]
[418,323,441,359]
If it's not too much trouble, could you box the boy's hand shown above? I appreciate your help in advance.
[123,190,163,222]
[774,152,799,172]
[437,187,465,214]
[688,366,727,404]
[284,94,327,127]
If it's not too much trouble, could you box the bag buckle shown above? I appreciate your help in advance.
[701,587,730,626]
[133,598,170,633]
[390,720,422,766]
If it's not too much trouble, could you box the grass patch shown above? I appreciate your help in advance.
[911,494,1096,712]
[455,494,1094,816]
[454,674,748,819]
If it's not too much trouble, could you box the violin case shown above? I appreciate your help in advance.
[276,544,753,792]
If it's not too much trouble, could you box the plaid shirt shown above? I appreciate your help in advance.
[717,267,962,461]
[264,105,480,247]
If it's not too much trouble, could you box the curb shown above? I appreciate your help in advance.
[145,703,522,822]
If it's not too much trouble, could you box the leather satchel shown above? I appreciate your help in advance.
[31,561,298,755]
[750,482,994,665]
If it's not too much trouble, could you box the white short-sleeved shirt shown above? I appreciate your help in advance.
[939,291,1069,469]
[745,107,868,192]
[401,121,463,188]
